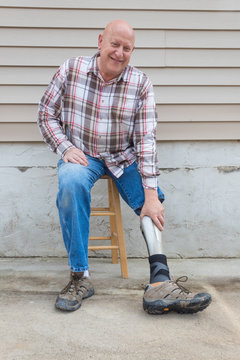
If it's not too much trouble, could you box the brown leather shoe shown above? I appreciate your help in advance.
[55,272,94,311]
[143,276,211,315]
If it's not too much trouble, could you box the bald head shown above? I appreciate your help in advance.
[97,20,135,82]
[103,20,135,46]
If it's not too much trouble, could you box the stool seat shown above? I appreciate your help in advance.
[88,175,129,278]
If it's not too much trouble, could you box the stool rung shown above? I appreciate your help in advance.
[91,211,115,216]
[91,207,110,211]
[89,236,111,240]
[88,245,119,250]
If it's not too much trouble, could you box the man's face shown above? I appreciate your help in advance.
[97,24,135,82]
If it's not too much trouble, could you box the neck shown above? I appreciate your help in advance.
[97,56,117,82]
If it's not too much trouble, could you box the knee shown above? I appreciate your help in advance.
[57,166,90,208]
[59,164,90,191]
[57,178,90,214]
[61,174,88,192]
[59,177,90,206]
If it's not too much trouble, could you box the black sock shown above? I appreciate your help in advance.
[149,254,170,283]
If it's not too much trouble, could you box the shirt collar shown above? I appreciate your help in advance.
[87,52,130,83]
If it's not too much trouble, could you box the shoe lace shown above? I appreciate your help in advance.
[175,276,191,294]
[61,276,88,296]
[61,279,75,294]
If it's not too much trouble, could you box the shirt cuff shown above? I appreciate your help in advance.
[142,176,158,189]
[56,141,75,157]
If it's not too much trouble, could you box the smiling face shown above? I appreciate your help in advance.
[97,20,135,82]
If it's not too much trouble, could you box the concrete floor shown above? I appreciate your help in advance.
[0,257,240,360]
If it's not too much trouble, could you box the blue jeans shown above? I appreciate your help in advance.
[56,155,165,272]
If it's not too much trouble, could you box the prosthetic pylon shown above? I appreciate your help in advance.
[140,216,163,256]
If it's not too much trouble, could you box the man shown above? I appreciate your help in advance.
[38,20,211,314]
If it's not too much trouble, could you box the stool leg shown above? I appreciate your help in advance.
[108,178,118,264]
[111,180,129,279]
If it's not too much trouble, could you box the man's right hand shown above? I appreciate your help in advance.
[63,148,89,166]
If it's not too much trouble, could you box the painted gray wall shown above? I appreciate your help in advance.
[1,142,239,258]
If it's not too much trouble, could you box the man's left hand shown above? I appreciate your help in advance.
[140,188,164,231]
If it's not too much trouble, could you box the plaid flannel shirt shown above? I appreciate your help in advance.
[38,53,160,188]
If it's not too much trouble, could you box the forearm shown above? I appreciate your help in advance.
[144,187,159,202]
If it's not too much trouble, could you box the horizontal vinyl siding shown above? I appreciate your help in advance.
[2,104,240,123]
[2,48,240,67]
[2,85,240,104]
[1,8,240,29]
[0,2,240,141]
[2,29,240,48]
[1,122,240,142]
[2,67,240,86]
[1,0,240,11]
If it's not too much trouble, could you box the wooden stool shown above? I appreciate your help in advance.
[88,175,129,279]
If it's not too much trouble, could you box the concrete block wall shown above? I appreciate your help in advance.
[1,141,240,258]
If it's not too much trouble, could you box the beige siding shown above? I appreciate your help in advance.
[2,104,240,123]
[1,0,240,11]
[2,122,240,142]
[2,67,240,86]
[2,85,240,105]
[2,29,240,48]
[0,1,240,141]
[1,8,240,29]
[2,48,240,67]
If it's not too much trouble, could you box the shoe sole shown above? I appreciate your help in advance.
[55,288,95,312]
[143,296,212,315]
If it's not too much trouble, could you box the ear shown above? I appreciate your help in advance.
[98,34,103,50]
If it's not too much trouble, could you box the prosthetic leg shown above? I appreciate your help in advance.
[140,216,170,283]
[140,216,163,255]
[141,216,212,314]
